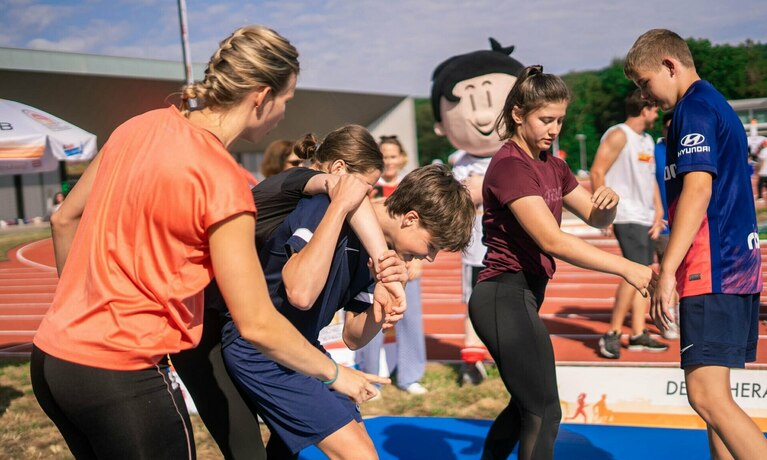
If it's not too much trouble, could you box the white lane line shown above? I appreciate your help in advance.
[425,332,767,340]
[15,239,56,273]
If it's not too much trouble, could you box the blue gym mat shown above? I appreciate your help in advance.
[297,416,718,459]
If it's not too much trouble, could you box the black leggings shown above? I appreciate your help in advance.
[468,271,560,460]
[172,308,266,460]
[31,346,194,460]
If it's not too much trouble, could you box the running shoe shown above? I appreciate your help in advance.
[598,331,621,359]
[628,329,669,352]
[402,382,428,395]
[460,361,488,386]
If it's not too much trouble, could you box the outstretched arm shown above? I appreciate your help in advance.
[51,150,103,276]
[510,195,653,296]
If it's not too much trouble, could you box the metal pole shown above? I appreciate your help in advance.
[177,0,194,87]
[13,174,24,222]
[576,133,587,172]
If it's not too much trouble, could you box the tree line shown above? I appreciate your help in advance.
[416,38,767,170]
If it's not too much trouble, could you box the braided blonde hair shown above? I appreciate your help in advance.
[180,25,299,116]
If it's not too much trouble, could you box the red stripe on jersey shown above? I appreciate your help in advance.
[676,216,713,297]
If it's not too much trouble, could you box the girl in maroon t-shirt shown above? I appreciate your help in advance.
[468,65,655,460]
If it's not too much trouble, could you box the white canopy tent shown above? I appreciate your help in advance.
[0,99,98,176]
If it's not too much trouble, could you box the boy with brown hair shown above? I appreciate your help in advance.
[222,164,475,458]
[625,28,766,459]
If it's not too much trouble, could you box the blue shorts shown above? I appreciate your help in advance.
[679,293,760,369]
[222,334,361,454]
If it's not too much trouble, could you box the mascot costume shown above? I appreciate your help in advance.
[431,38,523,385]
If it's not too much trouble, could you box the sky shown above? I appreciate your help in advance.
[1,0,766,97]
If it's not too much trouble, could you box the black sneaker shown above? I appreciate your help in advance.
[628,329,669,352]
[598,331,621,359]
[460,361,487,386]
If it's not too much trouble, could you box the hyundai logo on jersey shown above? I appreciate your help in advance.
[681,133,705,147]
[678,133,710,156]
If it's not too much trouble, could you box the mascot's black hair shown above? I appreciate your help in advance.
[430,38,524,122]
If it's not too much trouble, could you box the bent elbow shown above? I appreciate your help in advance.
[50,210,68,232]
[537,232,567,257]
[342,330,364,351]
[285,288,313,311]
[237,318,281,354]
[344,337,361,351]
[536,236,557,255]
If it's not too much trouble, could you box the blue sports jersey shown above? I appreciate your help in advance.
[664,80,762,297]
[258,194,375,343]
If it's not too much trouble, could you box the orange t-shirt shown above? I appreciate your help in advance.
[34,106,256,370]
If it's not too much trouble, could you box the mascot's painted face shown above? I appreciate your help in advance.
[434,73,517,157]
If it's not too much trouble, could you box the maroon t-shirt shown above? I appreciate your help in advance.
[479,140,579,281]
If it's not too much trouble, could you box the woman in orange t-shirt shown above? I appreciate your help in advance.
[31,25,386,460]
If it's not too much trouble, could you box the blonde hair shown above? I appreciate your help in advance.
[624,29,695,79]
[180,25,299,115]
[495,65,570,140]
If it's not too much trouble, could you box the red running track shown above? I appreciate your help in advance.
[420,237,767,369]
[2,236,766,369]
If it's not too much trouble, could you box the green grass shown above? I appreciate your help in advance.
[0,227,52,262]
[0,360,503,459]
[0,227,507,457]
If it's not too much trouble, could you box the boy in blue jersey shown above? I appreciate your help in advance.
[222,165,475,459]
[625,29,766,459]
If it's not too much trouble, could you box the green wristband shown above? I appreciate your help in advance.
[322,359,339,385]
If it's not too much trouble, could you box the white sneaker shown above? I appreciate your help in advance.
[662,322,679,340]
[403,382,428,395]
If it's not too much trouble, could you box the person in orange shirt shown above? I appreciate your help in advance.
[30,25,390,460]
